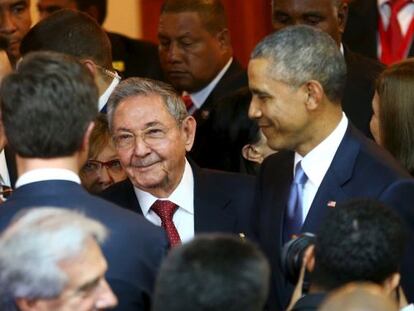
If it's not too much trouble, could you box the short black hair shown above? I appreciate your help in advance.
[161,0,228,33]
[0,51,98,158]
[312,199,407,290]
[20,9,112,68]
[75,0,107,25]
[153,234,270,311]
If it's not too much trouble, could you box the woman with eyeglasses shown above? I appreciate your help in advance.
[80,114,127,193]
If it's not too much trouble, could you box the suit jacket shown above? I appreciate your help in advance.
[0,180,169,311]
[343,0,414,60]
[101,163,256,238]
[188,59,248,168]
[342,46,384,136]
[108,32,164,80]
[254,124,412,310]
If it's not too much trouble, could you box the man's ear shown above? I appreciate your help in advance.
[383,273,401,295]
[216,28,231,51]
[181,116,197,152]
[304,245,315,273]
[81,121,95,153]
[81,59,98,77]
[304,80,323,111]
[337,2,349,35]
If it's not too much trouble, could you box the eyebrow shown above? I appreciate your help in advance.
[76,276,101,293]
[115,122,163,133]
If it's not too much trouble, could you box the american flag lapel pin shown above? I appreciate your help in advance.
[327,201,336,208]
[239,233,246,241]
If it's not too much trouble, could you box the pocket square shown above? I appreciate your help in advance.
[327,201,336,208]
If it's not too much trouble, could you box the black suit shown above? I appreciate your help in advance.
[0,179,169,311]
[101,163,256,238]
[342,46,384,136]
[343,0,414,61]
[291,293,327,311]
[108,32,163,80]
[254,124,413,310]
[4,146,17,188]
[189,59,248,168]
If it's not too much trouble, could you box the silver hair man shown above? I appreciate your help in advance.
[251,25,346,103]
[0,207,117,311]
[107,77,188,130]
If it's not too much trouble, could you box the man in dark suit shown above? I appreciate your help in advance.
[0,51,168,311]
[158,0,248,167]
[36,0,163,80]
[343,0,414,64]
[271,0,384,136]
[101,77,255,245]
[248,25,414,310]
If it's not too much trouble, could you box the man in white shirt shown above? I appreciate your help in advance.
[344,0,414,64]
[101,77,255,245]
[19,9,120,112]
[158,0,248,167]
[248,25,414,310]
[0,51,168,311]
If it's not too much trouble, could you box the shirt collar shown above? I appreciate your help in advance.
[134,160,194,216]
[98,75,120,112]
[15,168,81,188]
[187,57,233,108]
[294,113,348,187]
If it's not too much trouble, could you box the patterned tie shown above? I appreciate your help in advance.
[151,200,181,247]
[284,162,308,242]
[381,0,411,64]
[182,95,194,112]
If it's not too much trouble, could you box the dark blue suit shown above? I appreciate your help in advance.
[0,180,169,311]
[254,125,413,310]
[101,164,256,238]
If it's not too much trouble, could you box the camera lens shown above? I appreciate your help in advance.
[281,232,316,286]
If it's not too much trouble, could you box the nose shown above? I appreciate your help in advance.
[95,279,118,310]
[167,42,183,63]
[97,166,114,187]
[248,97,262,120]
[133,135,152,157]
[0,12,17,34]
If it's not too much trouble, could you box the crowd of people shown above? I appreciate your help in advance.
[0,0,413,310]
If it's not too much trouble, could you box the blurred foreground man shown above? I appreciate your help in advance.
[0,207,118,311]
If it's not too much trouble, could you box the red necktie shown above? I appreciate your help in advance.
[182,95,194,112]
[151,200,181,247]
[381,0,411,64]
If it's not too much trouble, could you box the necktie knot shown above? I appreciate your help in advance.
[294,162,308,185]
[151,200,178,222]
[181,95,194,112]
[151,200,181,247]
[389,0,410,12]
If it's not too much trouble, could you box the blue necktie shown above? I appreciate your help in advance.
[284,161,308,242]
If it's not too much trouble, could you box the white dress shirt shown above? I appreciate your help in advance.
[184,57,233,114]
[15,168,81,188]
[293,113,348,223]
[134,160,195,243]
[0,150,11,187]
[377,0,414,56]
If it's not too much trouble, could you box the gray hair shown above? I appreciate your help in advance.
[107,78,188,131]
[0,208,108,310]
[251,25,346,103]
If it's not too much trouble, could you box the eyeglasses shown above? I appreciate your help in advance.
[112,126,171,150]
[82,159,124,176]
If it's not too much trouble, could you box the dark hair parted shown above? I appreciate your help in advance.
[312,199,407,290]
[20,9,112,68]
[153,234,270,311]
[161,0,227,33]
[375,59,414,175]
[0,51,98,158]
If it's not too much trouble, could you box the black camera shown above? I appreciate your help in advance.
[281,232,316,292]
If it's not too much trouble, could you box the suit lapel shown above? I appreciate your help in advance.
[192,164,236,233]
[302,125,360,232]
